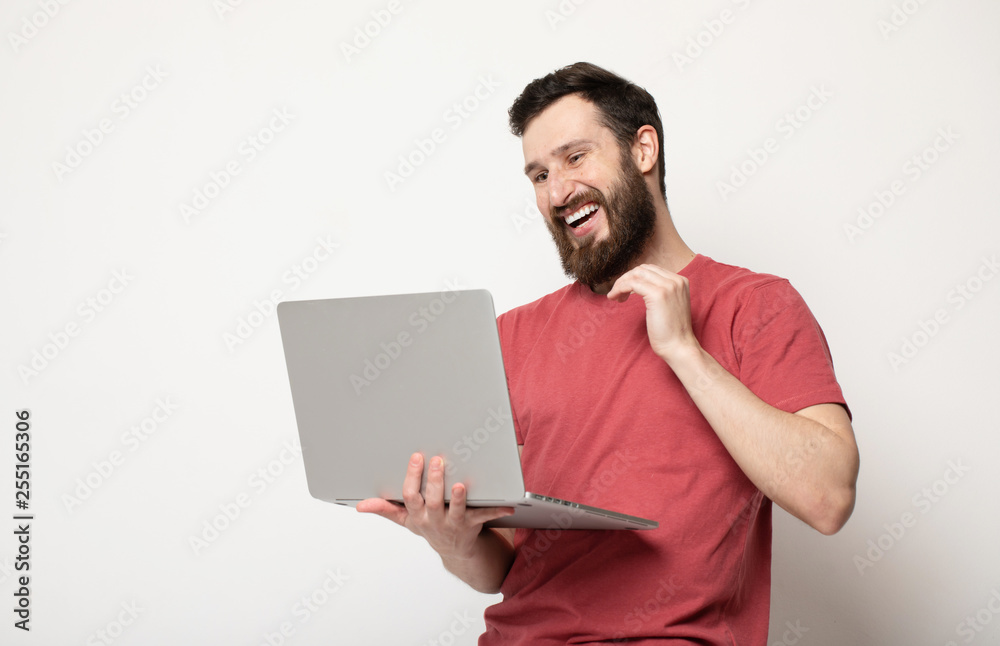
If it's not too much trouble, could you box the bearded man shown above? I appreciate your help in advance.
[359,62,859,645]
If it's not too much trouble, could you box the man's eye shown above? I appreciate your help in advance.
[569,153,584,163]
[534,171,548,183]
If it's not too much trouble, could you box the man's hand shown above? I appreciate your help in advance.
[357,453,514,561]
[607,262,858,534]
[607,263,700,364]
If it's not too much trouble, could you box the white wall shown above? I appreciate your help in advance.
[2,1,998,644]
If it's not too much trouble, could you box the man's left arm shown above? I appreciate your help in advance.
[608,264,859,535]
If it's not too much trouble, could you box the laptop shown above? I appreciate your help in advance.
[276,288,657,530]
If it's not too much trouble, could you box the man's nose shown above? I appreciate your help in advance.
[547,168,575,210]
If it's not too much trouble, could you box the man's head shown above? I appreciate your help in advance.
[509,62,666,289]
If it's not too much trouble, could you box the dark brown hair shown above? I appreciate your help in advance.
[508,62,666,198]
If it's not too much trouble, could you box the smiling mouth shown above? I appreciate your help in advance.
[564,202,599,229]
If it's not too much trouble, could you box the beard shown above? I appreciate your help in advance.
[544,152,658,289]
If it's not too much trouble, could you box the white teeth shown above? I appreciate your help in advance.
[565,203,598,225]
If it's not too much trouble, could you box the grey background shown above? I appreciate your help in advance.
[1,0,998,644]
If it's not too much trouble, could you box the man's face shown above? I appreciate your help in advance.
[521,94,657,289]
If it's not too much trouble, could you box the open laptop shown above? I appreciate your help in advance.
[276,288,657,530]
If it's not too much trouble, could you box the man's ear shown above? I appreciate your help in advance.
[633,125,659,175]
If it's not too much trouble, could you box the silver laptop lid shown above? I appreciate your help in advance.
[277,289,526,505]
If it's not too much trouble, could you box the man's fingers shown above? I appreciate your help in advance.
[446,482,469,523]
[401,452,425,510]
[447,484,515,525]
[356,498,408,526]
[606,275,633,302]
[608,265,658,301]
[423,455,446,512]
[636,263,673,280]
[609,264,686,301]
[463,505,517,526]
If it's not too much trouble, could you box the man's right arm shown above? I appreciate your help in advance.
[356,452,516,594]
[439,526,515,594]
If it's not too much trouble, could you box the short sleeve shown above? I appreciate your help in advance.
[733,280,851,420]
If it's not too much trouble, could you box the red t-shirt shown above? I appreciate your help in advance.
[480,254,848,645]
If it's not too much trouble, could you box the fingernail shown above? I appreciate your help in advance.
[410,453,422,465]
[431,456,442,469]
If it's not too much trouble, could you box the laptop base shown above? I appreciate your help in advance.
[336,492,657,530]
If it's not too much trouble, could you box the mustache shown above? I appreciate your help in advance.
[551,189,605,220]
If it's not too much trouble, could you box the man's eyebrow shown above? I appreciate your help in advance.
[523,138,595,176]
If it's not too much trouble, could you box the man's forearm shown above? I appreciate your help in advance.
[667,344,859,534]
[440,528,515,594]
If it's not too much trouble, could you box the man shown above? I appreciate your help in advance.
[358,62,859,644]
